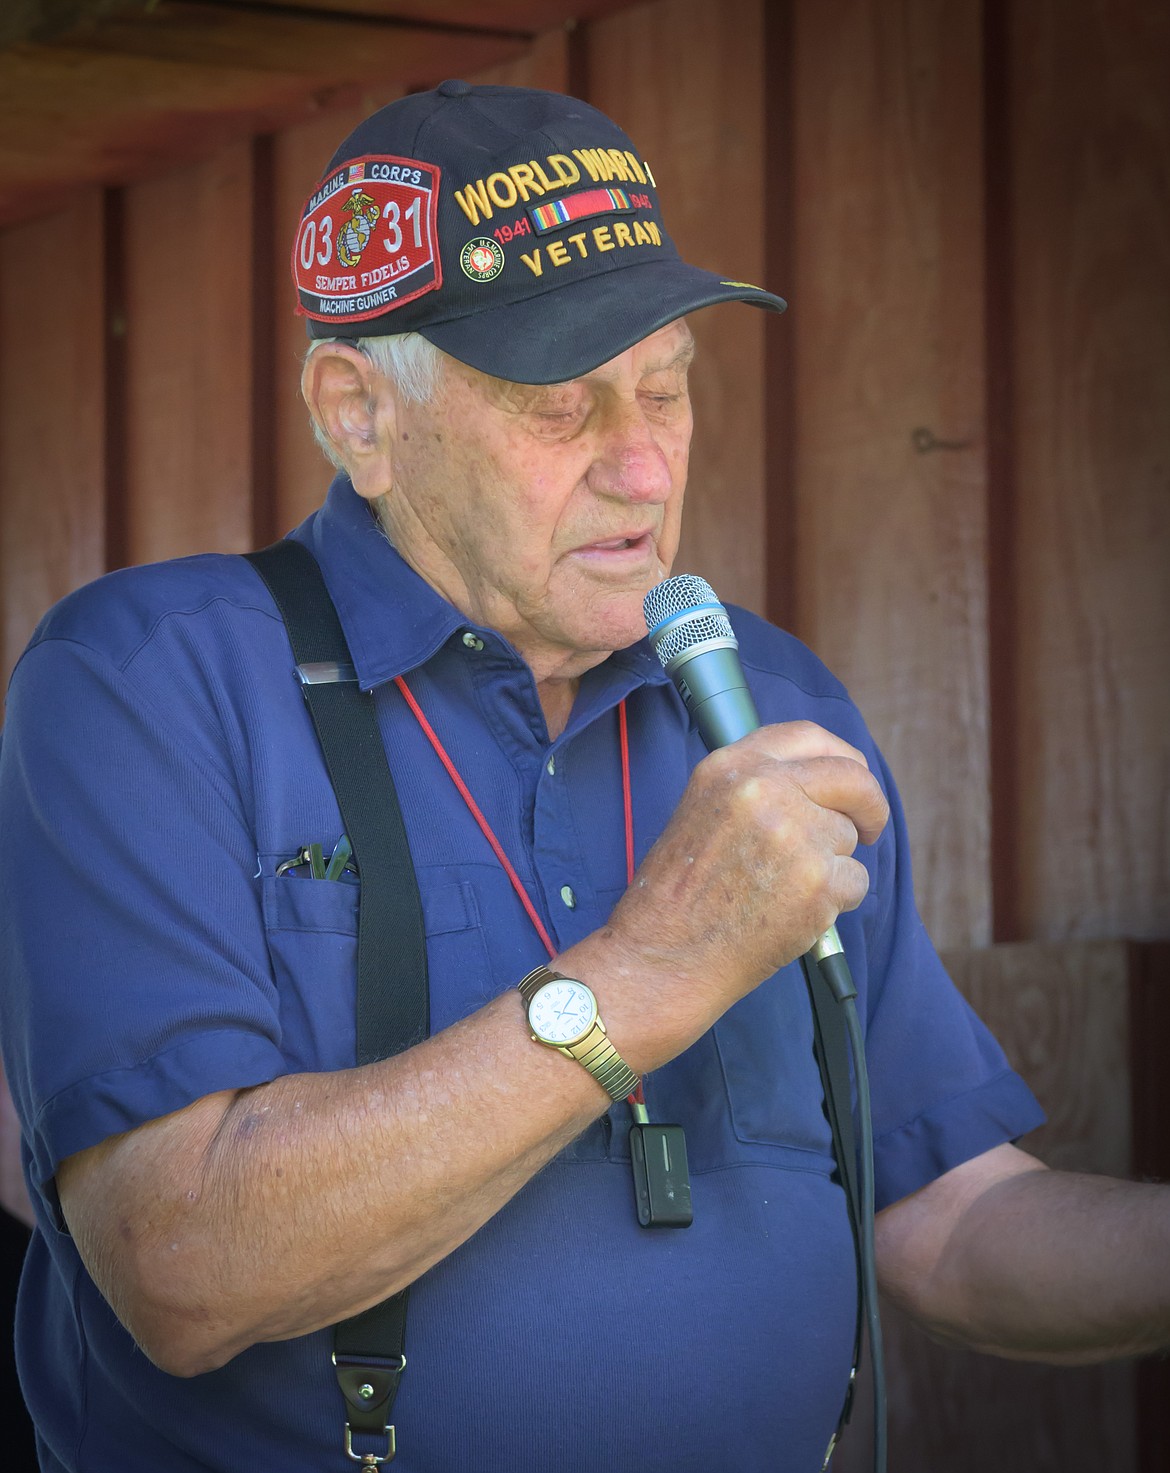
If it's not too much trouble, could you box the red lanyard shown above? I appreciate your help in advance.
[393,673,641,1102]
[393,675,635,942]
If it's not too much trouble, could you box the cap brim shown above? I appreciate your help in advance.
[418,259,786,384]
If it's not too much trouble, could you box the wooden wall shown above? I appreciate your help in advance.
[1,1,1167,1468]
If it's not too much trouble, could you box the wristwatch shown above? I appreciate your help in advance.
[518,965,641,1102]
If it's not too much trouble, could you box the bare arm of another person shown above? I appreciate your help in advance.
[57,721,889,1377]
[0,1068,34,1228]
[876,1141,1170,1363]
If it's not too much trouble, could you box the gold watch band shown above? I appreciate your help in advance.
[518,965,641,1102]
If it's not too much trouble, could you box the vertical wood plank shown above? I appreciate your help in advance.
[762,0,799,639]
[950,940,1132,1177]
[1132,945,1170,1469]
[584,0,769,617]
[791,0,991,950]
[982,0,1022,945]
[0,190,107,684]
[1007,0,1170,942]
[122,142,255,564]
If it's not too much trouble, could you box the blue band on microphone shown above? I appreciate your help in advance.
[646,600,726,639]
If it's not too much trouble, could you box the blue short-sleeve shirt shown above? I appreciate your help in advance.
[0,477,1043,1472]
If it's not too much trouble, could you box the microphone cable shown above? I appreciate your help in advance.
[644,575,887,1473]
[809,933,887,1473]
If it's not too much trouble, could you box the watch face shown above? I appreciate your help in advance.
[529,978,597,1046]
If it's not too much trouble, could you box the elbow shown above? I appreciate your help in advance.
[132,1318,242,1379]
[98,1250,254,1379]
[124,1303,252,1378]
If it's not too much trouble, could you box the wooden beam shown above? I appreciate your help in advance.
[0,19,525,227]
[33,2,530,76]
[1,0,635,50]
[186,1,632,32]
[0,1,119,50]
[0,2,641,230]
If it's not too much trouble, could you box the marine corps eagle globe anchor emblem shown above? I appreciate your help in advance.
[337,188,381,269]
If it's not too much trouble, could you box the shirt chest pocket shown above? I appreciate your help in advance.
[262,874,490,1071]
[704,887,882,1170]
[711,965,838,1164]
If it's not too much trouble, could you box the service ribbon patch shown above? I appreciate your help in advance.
[528,186,634,235]
[293,155,442,323]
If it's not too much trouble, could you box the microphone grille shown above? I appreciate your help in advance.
[643,575,735,670]
[643,573,722,628]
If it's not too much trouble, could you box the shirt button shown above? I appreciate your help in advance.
[559,885,577,909]
[546,754,556,775]
[461,631,484,651]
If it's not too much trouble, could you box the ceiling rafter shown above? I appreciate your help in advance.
[0,0,627,229]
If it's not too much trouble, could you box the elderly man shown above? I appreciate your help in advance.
[0,82,1166,1473]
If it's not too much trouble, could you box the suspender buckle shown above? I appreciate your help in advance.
[343,1421,397,1465]
[334,1351,406,1464]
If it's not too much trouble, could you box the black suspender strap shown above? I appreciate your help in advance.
[247,537,866,1467]
[246,539,428,1466]
[803,955,864,1457]
[246,540,429,1064]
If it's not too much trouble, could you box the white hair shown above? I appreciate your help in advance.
[305,331,444,470]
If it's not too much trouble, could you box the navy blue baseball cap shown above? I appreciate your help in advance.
[292,80,786,384]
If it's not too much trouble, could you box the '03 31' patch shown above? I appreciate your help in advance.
[293,155,441,323]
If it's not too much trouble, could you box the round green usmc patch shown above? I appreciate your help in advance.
[460,237,505,282]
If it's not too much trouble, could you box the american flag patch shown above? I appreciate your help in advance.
[529,186,634,234]
[348,163,366,182]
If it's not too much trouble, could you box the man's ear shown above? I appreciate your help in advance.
[301,343,397,499]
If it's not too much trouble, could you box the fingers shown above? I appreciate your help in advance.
[826,853,873,919]
[704,722,891,850]
[736,719,870,769]
[785,754,890,848]
[595,720,891,1046]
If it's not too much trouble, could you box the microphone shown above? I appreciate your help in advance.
[642,574,842,966]
[642,573,759,747]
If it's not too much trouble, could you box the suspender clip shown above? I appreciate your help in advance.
[343,1421,396,1465]
[296,660,359,687]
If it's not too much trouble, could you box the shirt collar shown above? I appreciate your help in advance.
[292,474,463,689]
[292,474,670,695]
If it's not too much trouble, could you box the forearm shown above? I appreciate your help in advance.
[58,928,708,1377]
[63,984,603,1374]
[883,1160,1170,1364]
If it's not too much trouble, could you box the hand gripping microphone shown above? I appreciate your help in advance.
[642,573,844,965]
[642,573,886,1473]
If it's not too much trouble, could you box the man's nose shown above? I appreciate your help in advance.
[588,403,675,504]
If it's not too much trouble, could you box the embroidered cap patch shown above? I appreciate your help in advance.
[293,155,442,323]
[460,237,505,281]
[528,186,635,235]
